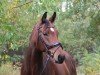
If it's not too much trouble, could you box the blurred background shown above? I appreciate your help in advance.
[0,0,100,75]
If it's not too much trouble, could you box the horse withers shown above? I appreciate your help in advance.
[21,12,77,75]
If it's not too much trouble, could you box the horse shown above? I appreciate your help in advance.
[21,12,77,75]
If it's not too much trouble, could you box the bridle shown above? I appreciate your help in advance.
[38,26,63,55]
[37,26,63,75]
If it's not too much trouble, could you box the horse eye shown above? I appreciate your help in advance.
[43,33,48,36]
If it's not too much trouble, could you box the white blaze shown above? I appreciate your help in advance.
[50,28,55,32]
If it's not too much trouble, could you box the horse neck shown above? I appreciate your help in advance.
[25,44,56,75]
[24,44,43,75]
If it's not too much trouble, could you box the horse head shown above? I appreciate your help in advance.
[30,12,65,64]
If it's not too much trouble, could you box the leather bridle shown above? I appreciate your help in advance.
[38,26,63,54]
[37,26,63,75]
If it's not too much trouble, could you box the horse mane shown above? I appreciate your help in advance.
[21,23,44,75]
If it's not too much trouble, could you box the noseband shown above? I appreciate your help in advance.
[37,26,63,75]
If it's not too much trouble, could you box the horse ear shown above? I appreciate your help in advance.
[41,12,47,23]
[49,12,56,23]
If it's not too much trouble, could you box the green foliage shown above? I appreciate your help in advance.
[87,11,100,40]
[79,53,100,75]
[0,63,20,75]
[0,0,100,74]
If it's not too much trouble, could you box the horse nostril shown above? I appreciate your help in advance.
[55,55,65,64]
[58,55,65,63]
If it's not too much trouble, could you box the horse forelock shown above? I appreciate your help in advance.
[44,19,50,26]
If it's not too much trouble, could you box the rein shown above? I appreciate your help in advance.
[37,26,63,75]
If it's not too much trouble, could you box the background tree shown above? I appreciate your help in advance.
[0,0,100,74]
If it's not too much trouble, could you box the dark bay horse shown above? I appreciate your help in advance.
[21,12,77,75]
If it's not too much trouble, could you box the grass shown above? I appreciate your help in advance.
[1,63,81,75]
[0,63,85,75]
[0,63,20,75]
[0,63,100,75]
